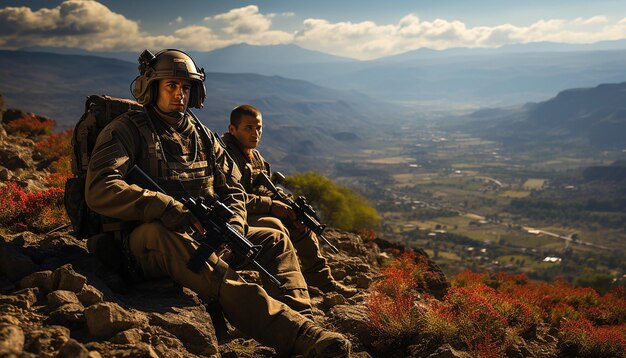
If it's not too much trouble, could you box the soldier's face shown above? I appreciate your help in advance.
[156,78,191,113]
[229,114,263,151]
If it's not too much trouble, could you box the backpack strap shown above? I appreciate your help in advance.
[126,110,161,179]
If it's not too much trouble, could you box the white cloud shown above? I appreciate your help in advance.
[204,5,292,45]
[294,14,626,59]
[1,1,625,60]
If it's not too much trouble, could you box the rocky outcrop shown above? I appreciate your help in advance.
[0,120,457,356]
[0,225,452,357]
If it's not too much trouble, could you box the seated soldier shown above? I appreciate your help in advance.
[85,49,351,357]
[222,104,357,298]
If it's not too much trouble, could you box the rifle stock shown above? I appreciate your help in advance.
[126,165,281,287]
[256,172,340,254]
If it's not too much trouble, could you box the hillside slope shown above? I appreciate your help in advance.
[460,81,626,149]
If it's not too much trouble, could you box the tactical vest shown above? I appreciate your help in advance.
[128,110,216,200]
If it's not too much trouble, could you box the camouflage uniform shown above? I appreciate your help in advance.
[85,107,313,354]
[221,132,338,290]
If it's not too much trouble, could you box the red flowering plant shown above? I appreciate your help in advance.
[6,115,56,137]
[0,181,67,233]
[366,251,432,341]
[35,129,72,161]
[559,318,626,358]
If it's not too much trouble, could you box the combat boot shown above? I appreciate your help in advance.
[318,280,357,298]
[293,321,351,357]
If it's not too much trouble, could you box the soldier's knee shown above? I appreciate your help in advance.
[255,216,289,236]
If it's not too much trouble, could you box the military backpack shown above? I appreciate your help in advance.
[64,95,143,240]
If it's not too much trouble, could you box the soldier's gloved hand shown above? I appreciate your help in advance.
[161,201,202,233]
[270,200,296,220]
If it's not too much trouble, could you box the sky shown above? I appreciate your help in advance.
[2,0,626,60]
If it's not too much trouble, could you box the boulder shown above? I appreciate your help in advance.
[111,328,144,345]
[149,307,219,357]
[0,94,5,118]
[84,302,148,339]
[47,303,85,326]
[55,264,87,293]
[57,338,90,358]
[328,304,371,341]
[23,325,70,355]
[426,344,472,358]
[47,290,80,308]
[20,270,57,293]
[0,165,10,180]
[0,144,33,170]
[323,292,347,308]
[0,244,39,282]
[0,323,24,353]
[78,285,104,307]
[0,288,39,310]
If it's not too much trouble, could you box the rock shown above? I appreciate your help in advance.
[78,285,104,307]
[57,338,89,358]
[0,94,5,117]
[0,165,10,181]
[0,288,38,310]
[0,144,33,170]
[84,302,148,339]
[0,316,20,326]
[55,264,87,293]
[0,244,39,282]
[149,307,219,357]
[24,325,70,355]
[47,303,85,325]
[329,304,371,340]
[19,270,57,293]
[86,342,159,358]
[0,324,24,353]
[15,288,38,309]
[1,109,27,124]
[427,344,472,358]
[324,292,347,308]
[331,267,347,280]
[355,273,373,289]
[111,328,145,344]
[47,290,80,308]
[505,344,525,358]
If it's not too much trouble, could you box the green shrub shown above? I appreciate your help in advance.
[284,171,379,231]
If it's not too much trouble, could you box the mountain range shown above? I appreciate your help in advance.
[0,50,400,170]
[459,81,626,149]
[20,41,626,109]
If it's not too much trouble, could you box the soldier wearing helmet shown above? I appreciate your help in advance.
[84,49,351,357]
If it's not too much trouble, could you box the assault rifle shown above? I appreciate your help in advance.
[126,165,281,287]
[255,172,340,253]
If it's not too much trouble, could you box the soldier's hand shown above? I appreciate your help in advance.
[161,201,202,233]
[270,201,296,220]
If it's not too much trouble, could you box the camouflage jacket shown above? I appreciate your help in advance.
[85,108,247,234]
[221,132,283,215]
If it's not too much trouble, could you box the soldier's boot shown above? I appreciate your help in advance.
[290,226,357,298]
[293,321,351,358]
[317,280,357,298]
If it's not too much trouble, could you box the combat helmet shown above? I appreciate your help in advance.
[131,49,206,108]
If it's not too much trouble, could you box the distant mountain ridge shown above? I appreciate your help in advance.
[20,42,626,109]
[0,50,399,172]
[462,82,626,149]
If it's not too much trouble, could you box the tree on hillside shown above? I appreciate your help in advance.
[284,172,379,231]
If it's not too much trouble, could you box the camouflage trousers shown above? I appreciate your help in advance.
[249,215,335,288]
[128,221,311,355]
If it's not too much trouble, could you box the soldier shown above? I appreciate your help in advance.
[84,49,351,357]
[222,104,357,298]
